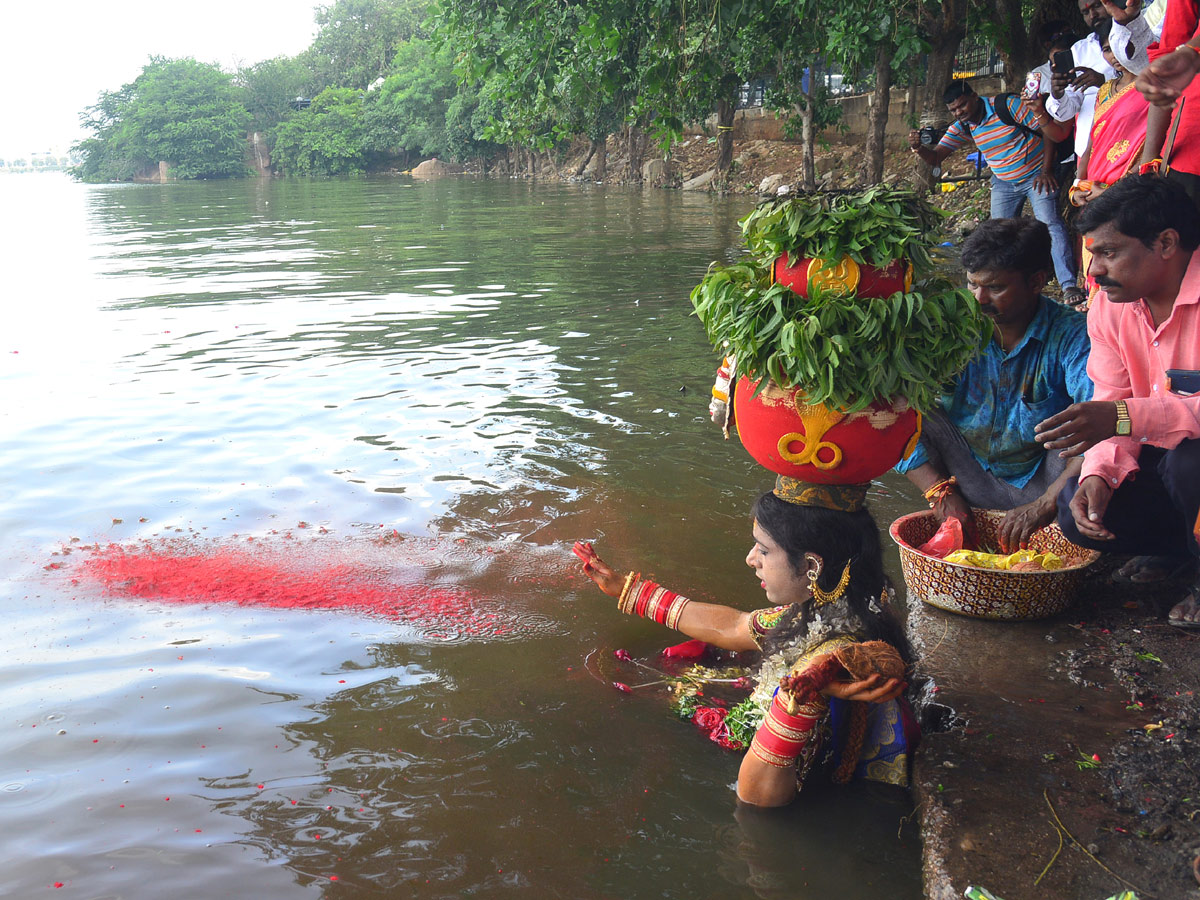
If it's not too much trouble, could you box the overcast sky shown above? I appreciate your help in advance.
[1,1,320,159]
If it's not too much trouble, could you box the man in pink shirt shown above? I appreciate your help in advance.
[1035,175,1200,626]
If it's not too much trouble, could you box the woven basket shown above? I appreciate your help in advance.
[889,509,1101,620]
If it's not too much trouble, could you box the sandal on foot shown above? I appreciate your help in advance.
[1062,287,1088,309]
[1168,583,1200,630]
[1110,555,1194,585]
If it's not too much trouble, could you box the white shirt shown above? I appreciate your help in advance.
[1045,32,1120,158]
[1110,0,1167,74]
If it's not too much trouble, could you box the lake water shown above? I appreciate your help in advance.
[0,173,923,898]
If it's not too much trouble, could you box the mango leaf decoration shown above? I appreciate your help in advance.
[690,187,990,413]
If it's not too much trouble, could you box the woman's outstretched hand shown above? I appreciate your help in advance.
[573,541,624,597]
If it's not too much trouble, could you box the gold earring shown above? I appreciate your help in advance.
[811,560,851,607]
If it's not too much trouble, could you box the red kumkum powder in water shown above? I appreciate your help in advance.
[77,542,509,637]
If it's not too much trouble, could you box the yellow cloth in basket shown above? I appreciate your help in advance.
[942,548,1065,571]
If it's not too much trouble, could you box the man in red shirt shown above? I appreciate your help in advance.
[1035,175,1200,626]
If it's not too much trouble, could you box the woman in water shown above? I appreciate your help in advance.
[576,483,917,807]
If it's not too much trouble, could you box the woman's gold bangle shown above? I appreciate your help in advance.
[617,571,638,611]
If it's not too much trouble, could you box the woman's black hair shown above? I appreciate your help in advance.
[751,492,912,662]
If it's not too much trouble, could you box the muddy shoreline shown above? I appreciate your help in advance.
[907,556,1200,899]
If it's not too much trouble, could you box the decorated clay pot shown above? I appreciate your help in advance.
[732,376,921,484]
[773,253,913,299]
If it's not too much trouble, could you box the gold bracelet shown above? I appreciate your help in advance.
[923,476,957,504]
[617,571,639,613]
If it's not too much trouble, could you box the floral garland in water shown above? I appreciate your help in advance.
[666,665,754,750]
[662,607,868,753]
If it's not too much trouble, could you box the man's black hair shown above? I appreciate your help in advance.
[1050,30,1077,50]
[943,80,974,105]
[961,218,1052,277]
[1036,18,1070,45]
[1077,174,1200,252]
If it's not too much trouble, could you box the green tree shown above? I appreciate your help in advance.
[271,87,368,174]
[304,0,430,90]
[362,38,458,164]
[441,0,664,179]
[443,81,504,166]
[237,55,315,135]
[72,58,250,181]
[795,0,925,184]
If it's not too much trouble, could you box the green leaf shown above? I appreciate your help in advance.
[690,190,989,413]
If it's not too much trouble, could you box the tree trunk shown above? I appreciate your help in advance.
[575,138,600,176]
[866,44,894,185]
[626,125,646,182]
[594,138,607,180]
[921,32,963,121]
[715,98,736,173]
[800,69,816,190]
[914,0,967,191]
[999,0,1083,84]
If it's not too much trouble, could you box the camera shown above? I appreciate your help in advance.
[918,126,939,147]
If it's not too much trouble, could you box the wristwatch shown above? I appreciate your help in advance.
[1114,399,1132,436]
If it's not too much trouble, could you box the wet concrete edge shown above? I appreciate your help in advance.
[904,567,1200,900]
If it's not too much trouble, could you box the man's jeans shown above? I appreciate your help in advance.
[989,175,1077,289]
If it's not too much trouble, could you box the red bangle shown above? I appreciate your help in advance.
[622,579,689,628]
[749,693,823,768]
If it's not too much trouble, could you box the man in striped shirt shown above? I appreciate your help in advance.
[910,81,1080,305]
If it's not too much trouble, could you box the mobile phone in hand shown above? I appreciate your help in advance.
[1167,369,1200,395]
[1051,49,1074,74]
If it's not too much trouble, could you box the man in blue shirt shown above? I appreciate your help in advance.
[895,218,1093,550]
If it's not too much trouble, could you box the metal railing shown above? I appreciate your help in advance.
[735,41,1004,108]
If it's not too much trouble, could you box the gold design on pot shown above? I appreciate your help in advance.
[778,401,846,469]
[806,256,861,293]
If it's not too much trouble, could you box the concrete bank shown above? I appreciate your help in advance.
[905,561,1200,900]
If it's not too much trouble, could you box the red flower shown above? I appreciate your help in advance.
[692,706,727,731]
[662,639,707,659]
[612,681,632,693]
[692,706,743,751]
[613,649,632,661]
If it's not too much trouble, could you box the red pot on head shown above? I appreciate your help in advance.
[732,377,921,484]
[773,254,913,298]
